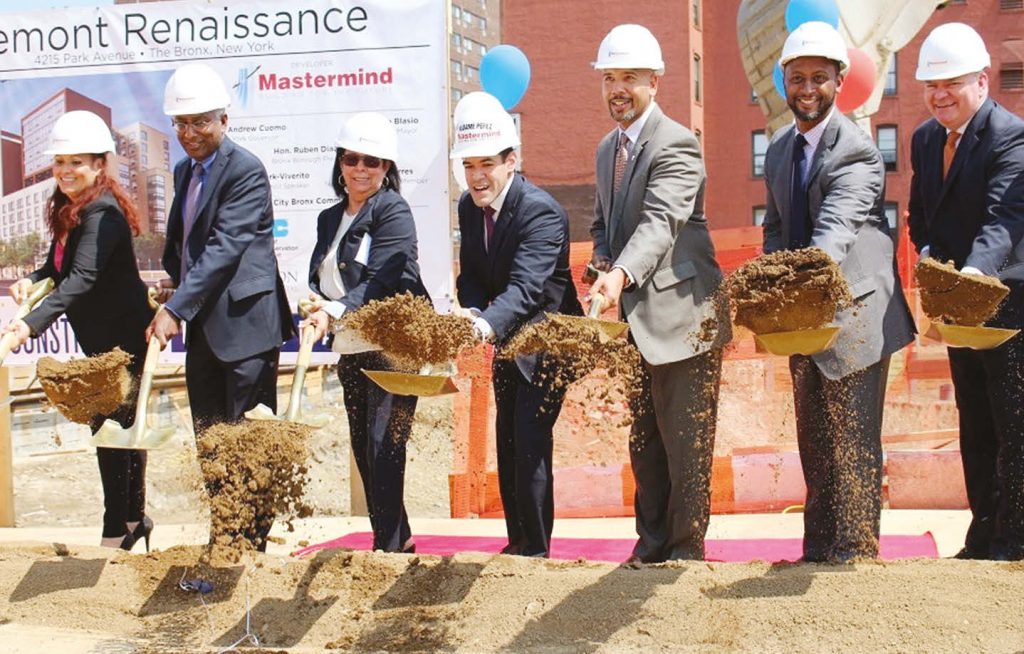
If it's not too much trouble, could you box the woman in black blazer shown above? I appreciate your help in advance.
[306,112,429,553]
[5,111,153,551]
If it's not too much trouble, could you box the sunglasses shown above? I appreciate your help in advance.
[340,153,383,169]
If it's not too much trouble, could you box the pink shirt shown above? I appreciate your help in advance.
[54,240,66,273]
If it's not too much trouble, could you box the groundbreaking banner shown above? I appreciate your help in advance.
[0,0,450,363]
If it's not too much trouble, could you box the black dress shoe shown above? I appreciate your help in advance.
[499,543,522,555]
[990,546,1024,561]
[952,547,988,560]
[131,516,154,553]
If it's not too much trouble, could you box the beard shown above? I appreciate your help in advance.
[789,95,834,123]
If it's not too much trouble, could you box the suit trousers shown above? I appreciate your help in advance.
[492,357,567,557]
[630,348,723,562]
[186,322,280,550]
[791,355,889,561]
[90,352,147,538]
[338,353,417,553]
[948,336,1024,559]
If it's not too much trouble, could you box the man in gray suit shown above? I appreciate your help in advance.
[588,24,731,562]
[763,22,915,562]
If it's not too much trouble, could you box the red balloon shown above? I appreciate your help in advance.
[836,47,875,113]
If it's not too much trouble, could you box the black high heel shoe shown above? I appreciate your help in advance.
[101,531,135,550]
[131,516,154,553]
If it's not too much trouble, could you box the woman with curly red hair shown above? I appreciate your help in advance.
[4,111,155,550]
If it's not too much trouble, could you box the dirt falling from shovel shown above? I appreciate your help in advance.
[36,348,132,424]
[343,293,477,369]
[499,314,642,428]
[196,420,314,564]
[724,248,852,334]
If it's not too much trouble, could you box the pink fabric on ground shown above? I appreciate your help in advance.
[292,532,938,562]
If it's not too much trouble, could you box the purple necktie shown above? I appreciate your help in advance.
[180,161,205,283]
[484,206,496,252]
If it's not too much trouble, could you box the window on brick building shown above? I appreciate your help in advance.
[884,202,899,230]
[877,125,898,172]
[884,55,897,95]
[693,54,702,103]
[752,131,768,177]
[999,0,1023,10]
[1002,62,1024,91]
[753,206,767,226]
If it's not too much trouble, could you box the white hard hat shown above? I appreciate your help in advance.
[163,63,231,116]
[335,112,399,162]
[593,24,664,74]
[916,22,990,81]
[779,21,850,74]
[449,92,520,159]
[44,111,116,155]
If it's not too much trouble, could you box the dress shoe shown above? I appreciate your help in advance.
[990,546,1024,562]
[499,543,522,555]
[952,547,987,560]
[100,532,136,550]
[130,516,154,553]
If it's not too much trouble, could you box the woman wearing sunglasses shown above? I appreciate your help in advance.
[4,111,154,551]
[305,112,429,554]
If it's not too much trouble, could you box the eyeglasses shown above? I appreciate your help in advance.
[340,153,383,169]
[171,116,218,134]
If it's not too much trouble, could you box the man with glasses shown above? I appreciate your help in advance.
[148,63,293,551]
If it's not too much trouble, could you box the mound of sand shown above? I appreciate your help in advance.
[916,258,1009,326]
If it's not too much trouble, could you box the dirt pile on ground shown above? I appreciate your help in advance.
[36,348,132,424]
[1,543,1022,653]
[916,258,1009,326]
[343,293,477,369]
[197,420,314,562]
[499,314,642,426]
[725,248,852,334]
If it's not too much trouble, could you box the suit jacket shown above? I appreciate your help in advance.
[308,187,428,308]
[908,98,1024,327]
[592,104,730,366]
[162,137,294,361]
[25,192,151,360]
[763,112,915,379]
[457,173,582,378]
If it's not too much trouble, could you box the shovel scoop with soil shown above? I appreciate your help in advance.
[725,248,853,355]
[37,348,133,425]
[916,258,1017,349]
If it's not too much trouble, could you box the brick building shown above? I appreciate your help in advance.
[503,0,1024,240]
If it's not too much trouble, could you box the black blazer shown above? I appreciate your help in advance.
[24,192,151,360]
[162,137,294,361]
[308,187,429,309]
[456,173,582,346]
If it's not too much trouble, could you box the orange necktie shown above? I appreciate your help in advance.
[943,131,959,179]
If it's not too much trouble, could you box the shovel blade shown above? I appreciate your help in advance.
[925,322,1020,350]
[243,403,280,422]
[754,326,840,356]
[363,369,458,397]
[91,420,176,450]
[560,315,630,343]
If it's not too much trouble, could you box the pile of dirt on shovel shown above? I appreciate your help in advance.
[196,420,314,563]
[725,248,853,334]
[36,348,132,424]
[915,257,1009,326]
[342,292,478,369]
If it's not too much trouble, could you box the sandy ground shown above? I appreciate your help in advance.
[4,370,1022,652]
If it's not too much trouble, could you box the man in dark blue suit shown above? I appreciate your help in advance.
[452,92,583,557]
[909,23,1024,561]
[148,63,293,550]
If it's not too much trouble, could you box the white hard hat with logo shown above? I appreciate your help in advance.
[779,21,850,74]
[593,24,665,74]
[916,22,990,81]
[335,112,399,162]
[449,92,519,159]
[44,111,116,155]
[163,63,231,116]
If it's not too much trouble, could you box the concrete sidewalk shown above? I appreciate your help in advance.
[0,509,972,558]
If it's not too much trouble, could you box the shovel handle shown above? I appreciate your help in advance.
[15,278,55,320]
[129,336,162,447]
[588,293,607,319]
[0,331,18,366]
[284,323,316,422]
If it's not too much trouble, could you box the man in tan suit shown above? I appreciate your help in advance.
[588,24,731,562]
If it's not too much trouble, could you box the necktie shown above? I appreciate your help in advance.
[788,133,812,250]
[613,131,629,193]
[943,130,959,179]
[483,206,496,252]
[180,161,205,283]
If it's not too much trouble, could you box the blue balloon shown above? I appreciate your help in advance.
[480,45,531,111]
[773,62,786,98]
[785,0,840,31]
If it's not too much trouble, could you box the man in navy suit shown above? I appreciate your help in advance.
[452,92,582,557]
[148,63,293,550]
[910,24,1024,561]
